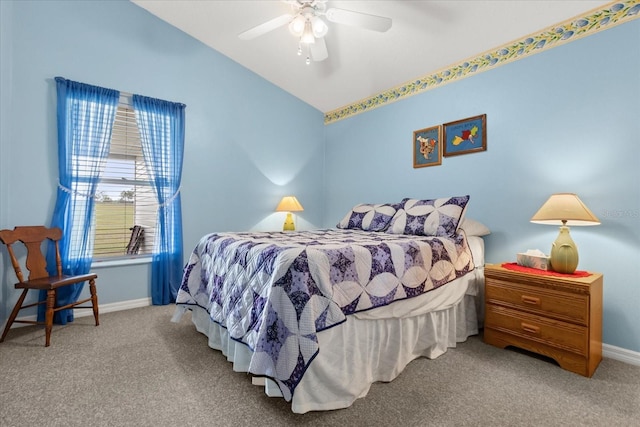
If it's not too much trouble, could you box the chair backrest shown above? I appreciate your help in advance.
[126,225,145,255]
[0,226,63,282]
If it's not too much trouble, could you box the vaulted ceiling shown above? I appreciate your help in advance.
[131,1,611,113]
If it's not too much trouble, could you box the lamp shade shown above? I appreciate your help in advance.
[530,193,600,226]
[288,15,306,37]
[276,196,304,213]
[311,16,328,38]
[300,21,315,44]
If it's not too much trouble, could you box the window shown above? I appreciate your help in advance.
[53,77,185,305]
[93,98,157,258]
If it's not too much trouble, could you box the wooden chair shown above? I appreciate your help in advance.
[0,226,99,346]
[126,225,144,255]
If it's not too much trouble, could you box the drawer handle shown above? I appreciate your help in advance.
[521,295,540,306]
[521,322,540,334]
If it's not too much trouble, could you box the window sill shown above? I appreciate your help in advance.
[91,255,152,268]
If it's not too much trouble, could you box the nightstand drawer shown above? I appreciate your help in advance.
[485,304,588,356]
[485,280,589,325]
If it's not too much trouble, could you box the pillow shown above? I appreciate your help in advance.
[459,217,491,236]
[387,195,470,236]
[336,203,400,231]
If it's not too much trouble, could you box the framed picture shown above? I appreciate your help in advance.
[443,114,487,157]
[413,125,442,168]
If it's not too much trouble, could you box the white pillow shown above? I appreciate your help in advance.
[459,218,491,236]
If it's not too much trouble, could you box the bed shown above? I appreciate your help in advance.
[172,196,489,413]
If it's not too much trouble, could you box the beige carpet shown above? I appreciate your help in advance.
[1,305,639,426]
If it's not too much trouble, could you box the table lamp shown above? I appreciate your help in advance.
[276,196,304,231]
[530,193,600,274]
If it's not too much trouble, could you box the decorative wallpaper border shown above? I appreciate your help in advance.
[324,0,640,124]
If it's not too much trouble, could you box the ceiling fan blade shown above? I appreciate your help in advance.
[310,37,328,62]
[325,7,392,32]
[238,14,293,40]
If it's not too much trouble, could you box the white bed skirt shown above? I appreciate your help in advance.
[173,268,483,413]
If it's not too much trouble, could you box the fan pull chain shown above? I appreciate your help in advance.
[297,41,311,65]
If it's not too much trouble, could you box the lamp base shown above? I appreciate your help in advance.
[550,225,579,274]
[282,212,295,231]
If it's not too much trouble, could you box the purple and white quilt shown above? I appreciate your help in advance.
[176,229,475,401]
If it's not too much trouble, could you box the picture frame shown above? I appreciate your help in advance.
[413,125,442,168]
[443,114,487,157]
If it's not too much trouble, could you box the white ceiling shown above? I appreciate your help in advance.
[130,0,611,113]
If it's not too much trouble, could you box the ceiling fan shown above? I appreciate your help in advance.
[238,0,392,64]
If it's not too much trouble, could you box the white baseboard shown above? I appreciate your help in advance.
[603,343,640,366]
[1,297,152,330]
[78,297,152,316]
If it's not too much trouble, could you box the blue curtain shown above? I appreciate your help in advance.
[133,95,185,305]
[41,77,119,324]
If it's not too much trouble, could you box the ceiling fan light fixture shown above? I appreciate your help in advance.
[311,16,328,38]
[239,0,392,65]
[288,15,306,37]
[300,20,315,44]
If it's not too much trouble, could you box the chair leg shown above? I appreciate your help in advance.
[0,289,29,343]
[44,289,55,347]
[89,278,99,326]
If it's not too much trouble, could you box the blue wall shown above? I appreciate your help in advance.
[1,1,638,354]
[0,1,324,318]
[324,20,640,353]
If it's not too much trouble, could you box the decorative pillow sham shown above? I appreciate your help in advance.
[459,217,491,237]
[387,195,470,237]
[336,203,399,231]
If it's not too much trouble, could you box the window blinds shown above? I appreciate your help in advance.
[94,102,158,258]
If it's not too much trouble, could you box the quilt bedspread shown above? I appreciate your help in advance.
[177,229,475,400]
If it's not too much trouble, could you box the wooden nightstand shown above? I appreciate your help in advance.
[483,263,603,377]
